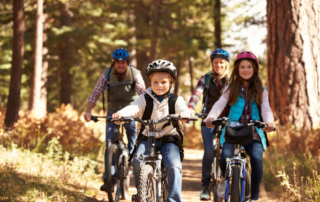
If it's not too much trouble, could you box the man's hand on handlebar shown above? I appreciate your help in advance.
[262,121,275,132]
[84,112,91,122]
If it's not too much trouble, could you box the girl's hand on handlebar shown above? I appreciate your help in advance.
[179,111,191,122]
[204,117,216,128]
[84,112,91,122]
[112,112,123,124]
[262,122,275,132]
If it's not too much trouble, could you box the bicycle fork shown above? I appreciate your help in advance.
[155,154,162,202]
[225,157,247,202]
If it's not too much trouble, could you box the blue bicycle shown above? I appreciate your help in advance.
[209,118,275,202]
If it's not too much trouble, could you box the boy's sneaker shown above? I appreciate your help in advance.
[200,186,210,200]
[217,176,226,198]
[131,194,139,202]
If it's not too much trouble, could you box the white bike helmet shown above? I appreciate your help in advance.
[146,59,177,79]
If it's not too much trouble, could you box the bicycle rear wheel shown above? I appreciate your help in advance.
[120,153,130,200]
[161,169,168,202]
[138,164,156,202]
[230,165,241,202]
[212,144,219,202]
[245,168,251,200]
[106,144,120,202]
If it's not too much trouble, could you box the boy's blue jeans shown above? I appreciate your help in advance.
[133,140,182,202]
[201,126,217,188]
[220,140,263,200]
[103,112,137,183]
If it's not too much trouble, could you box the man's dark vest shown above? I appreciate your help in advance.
[104,65,140,113]
[202,74,228,114]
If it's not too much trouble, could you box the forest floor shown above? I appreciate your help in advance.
[85,148,281,202]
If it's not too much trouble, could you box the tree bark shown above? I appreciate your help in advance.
[134,0,150,87]
[149,0,160,62]
[30,0,46,118]
[174,61,181,94]
[267,0,320,130]
[188,56,194,93]
[214,0,221,48]
[4,0,25,128]
[59,2,71,105]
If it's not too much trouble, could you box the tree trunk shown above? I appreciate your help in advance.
[59,2,71,105]
[4,0,25,128]
[134,0,150,87]
[30,0,46,118]
[174,61,181,95]
[149,0,160,62]
[188,56,194,93]
[214,0,221,48]
[267,0,320,130]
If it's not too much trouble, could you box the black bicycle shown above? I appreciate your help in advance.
[91,115,131,202]
[196,113,228,202]
[113,114,198,202]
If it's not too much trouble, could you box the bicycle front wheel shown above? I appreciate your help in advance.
[120,153,130,200]
[106,144,120,202]
[138,164,157,202]
[230,165,241,202]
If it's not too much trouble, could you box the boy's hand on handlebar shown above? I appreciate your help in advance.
[84,112,91,122]
[204,117,216,128]
[179,111,191,122]
[188,107,195,116]
[262,122,275,132]
[112,112,123,124]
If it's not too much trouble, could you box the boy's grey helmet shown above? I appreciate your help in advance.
[146,59,177,79]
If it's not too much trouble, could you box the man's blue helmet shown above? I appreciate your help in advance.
[111,48,130,62]
[210,48,230,62]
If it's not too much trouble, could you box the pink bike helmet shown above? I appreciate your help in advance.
[234,51,259,67]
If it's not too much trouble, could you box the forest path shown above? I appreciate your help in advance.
[85,148,280,202]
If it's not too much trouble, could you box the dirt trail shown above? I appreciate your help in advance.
[86,148,279,202]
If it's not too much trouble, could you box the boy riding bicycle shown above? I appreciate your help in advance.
[113,59,192,202]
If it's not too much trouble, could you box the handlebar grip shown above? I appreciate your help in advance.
[188,116,199,121]
[91,115,98,122]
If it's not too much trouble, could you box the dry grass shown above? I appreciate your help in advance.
[263,124,320,201]
[0,141,101,201]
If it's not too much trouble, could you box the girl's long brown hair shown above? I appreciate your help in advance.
[226,59,263,106]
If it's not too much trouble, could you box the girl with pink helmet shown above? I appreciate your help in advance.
[204,51,275,201]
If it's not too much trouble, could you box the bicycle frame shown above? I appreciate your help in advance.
[137,121,164,202]
[225,144,247,202]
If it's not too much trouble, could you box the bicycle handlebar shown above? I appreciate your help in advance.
[90,115,113,123]
[195,113,208,119]
[112,114,198,125]
[249,120,277,131]
[207,117,276,131]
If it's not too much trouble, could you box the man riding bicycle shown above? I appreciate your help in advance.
[84,48,146,191]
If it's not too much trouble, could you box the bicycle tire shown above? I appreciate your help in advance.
[106,144,120,202]
[138,164,156,202]
[212,145,219,202]
[120,153,130,200]
[230,165,241,202]
[245,168,251,200]
[161,169,168,202]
